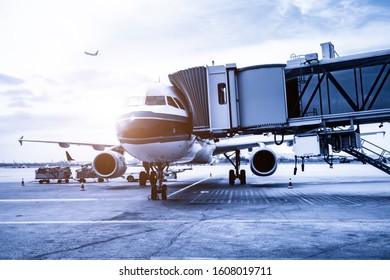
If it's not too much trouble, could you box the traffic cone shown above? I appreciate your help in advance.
[80,183,85,191]
[288,178,293,189]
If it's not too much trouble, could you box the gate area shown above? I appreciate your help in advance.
[169,43,390,175]
[170,43,390,137]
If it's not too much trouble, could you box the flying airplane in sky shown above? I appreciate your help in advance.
[84,50,99,56]
[19,83,281,200]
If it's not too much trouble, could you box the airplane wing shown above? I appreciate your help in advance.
[18,136,115,151]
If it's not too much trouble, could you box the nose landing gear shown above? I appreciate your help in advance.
[147,162,169,200]
[151,183,168,200]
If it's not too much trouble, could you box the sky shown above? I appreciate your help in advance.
[1,0,390,163]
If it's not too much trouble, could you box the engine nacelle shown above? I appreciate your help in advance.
[92,151,127,178]
[250,147,278,176]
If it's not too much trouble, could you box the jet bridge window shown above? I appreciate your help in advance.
[218,83,227,104]
[145,96,166,106]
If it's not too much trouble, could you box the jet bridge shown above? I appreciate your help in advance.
[169,63,288,136]
[169,42,390,175]
[169,43,390,137]
[285,42,390,129]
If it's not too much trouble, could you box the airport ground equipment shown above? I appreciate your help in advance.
[343,137,390,175]
[76,163,104,183]
[35,166,72,184]
[169,42,390,176]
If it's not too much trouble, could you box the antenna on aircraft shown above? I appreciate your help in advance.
[84,50,99,56]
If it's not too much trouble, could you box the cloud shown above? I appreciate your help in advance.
[0,89,34,109]
[0,111,78,132]
[0,73,24,85]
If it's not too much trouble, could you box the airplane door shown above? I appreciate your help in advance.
[207,65,238,132]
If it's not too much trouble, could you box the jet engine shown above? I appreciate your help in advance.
[249,147,278,176]
[92,151,127,178]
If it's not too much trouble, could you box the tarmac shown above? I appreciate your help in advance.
[0,162,390,260]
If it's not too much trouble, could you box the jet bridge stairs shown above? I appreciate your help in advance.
[343,138,390,175]
[318,129,390,175]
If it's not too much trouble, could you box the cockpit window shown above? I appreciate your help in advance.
[174,98,185,109]
[167,96,178,108]
[145,96,166,106]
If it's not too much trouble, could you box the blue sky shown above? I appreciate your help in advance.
[0,0,389,162]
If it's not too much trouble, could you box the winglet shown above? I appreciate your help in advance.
[65,151,75,161]
[18,136,24,146]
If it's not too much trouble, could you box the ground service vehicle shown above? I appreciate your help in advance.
[35,166,72,184]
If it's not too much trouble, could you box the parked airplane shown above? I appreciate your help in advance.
[19,83,284,200]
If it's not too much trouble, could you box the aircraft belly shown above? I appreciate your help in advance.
[123,140,193,163]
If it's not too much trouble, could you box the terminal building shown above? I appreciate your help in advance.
[168,42,390,174]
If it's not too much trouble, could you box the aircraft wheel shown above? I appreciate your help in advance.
[150,171,157,185]
[65,179,69,183]
[161,184,167,200]
[139,171,147,186]
[229,170,235,185]
[151,185,158,200]
[239,170,246,185]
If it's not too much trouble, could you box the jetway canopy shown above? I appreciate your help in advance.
[168,66,210,130]
[169,44,390,138]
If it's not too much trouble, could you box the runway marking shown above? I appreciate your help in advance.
[168,170,225,198]
[334,196,358,205]
[0,198,138,203]
[0,198,99,202]
[228,191,233,203]
[1,219,390,225]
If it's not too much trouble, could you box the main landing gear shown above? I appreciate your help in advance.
[224,150,246,185]
[139,162,168,200]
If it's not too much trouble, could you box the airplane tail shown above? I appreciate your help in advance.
[66,151,75,161]
[18,136,24,146]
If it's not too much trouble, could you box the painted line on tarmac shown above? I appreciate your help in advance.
[0,198,142,203]
[0,198,99,202]
[1,219,390,225]
[168,170,225,198]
